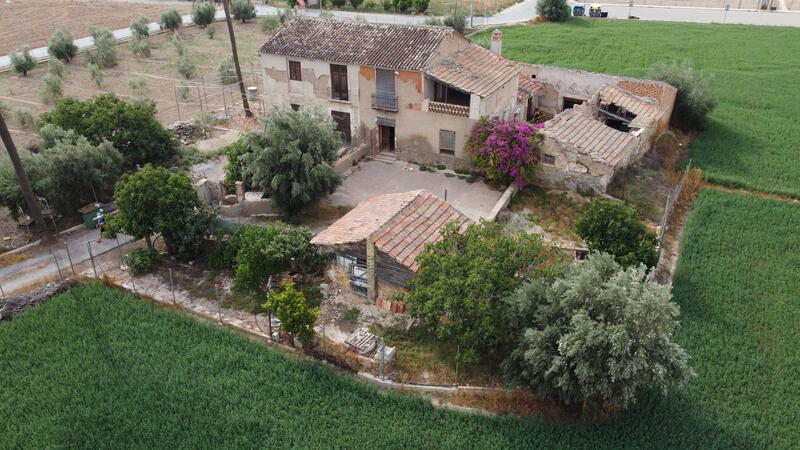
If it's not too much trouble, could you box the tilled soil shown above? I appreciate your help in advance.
[0,0,191,55]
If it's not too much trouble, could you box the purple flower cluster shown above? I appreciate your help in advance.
[466,118,545,188]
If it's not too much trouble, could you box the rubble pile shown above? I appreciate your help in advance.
[0,279,78,321]
[168,121,198,145]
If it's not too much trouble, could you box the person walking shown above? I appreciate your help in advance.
[95,209,106,243]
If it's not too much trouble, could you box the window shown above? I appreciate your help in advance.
[543,154,555,165]
[330,64,348,101]
[288,61,302,81]
[562,97,585,110]
[331,111,351,145]
[432,81,470,107]
[439,130,456,155]
[290,104,300,111]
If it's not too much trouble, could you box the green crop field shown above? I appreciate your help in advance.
[476,21,800,198]
[2,269,798,448]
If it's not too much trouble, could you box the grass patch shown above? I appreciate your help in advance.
[1,279,795,446]
[476,20,800,197]
[509,185,587,240]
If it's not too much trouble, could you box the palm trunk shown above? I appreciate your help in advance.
[0,115,52,243]
[223,0,253,118]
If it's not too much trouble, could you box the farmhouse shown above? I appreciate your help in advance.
[258,18,677,193]
[310,190,471,303]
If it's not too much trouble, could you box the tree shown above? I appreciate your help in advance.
[47,58,64,78]
[159,9,183,32]
[537,0,570,22]
[260,16,280,33]
[465,117,544,188]
[40,74,63,104]
[264,282,319,345]
[234,223,325,291]
[37,94,178,166]
[412,0,429,13]
[192,1,216,28]
[88,63,103,87]
[404,220,545,363]
[0,115,51,241]
[0,125,123,218]
[86,27,117,68]
[108,164,206,253]
[206,24,217,39]
[217,58,237,85]
[244,106,341,215]
[129,37,152,58]
[331,0,347,7]
[48,30,78,62]
[503,253,695,412]
[350,0,364,8]
[649,61,717,131]
[575,199,659,269]
[443,8,466,33]
[10,47,35,77]
[176,54,196,79]
[231,0,256,22]
[130,16,151,39]
[160,206,219,260]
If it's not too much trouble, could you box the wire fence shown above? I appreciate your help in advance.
[658,161,691,251]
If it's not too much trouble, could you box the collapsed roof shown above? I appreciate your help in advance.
[541,108,641,166]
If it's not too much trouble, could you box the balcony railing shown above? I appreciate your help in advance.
[429,101,470,117]
[372,94,398,112]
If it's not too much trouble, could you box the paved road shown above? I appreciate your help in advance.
[0,226,132,295]
[1,1,798,69]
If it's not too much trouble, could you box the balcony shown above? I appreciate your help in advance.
[428,101,470,118]
[372,94,398,112]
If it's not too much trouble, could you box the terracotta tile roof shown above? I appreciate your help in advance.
[311,191,420,246]
[599,86,663,122]
[372,191,471,272]
[426,44,520,98]
[259,17,459,71]
[542,109,640,166]
[616,80,665,105]
[311,190,472,272]
[517,74,543,103]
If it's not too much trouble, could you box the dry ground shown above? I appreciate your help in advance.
[0,0,192,55]
[1,20,271,148]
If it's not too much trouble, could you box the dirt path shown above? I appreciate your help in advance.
[0,0,190,55]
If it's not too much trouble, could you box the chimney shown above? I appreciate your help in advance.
[490,29,503,57]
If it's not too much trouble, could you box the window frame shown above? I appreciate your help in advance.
[439,129,456,155]
[330,64,349,101]
[288,60,302,81]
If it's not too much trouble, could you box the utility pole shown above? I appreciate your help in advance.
[0,114,52,243]
[223,0,253,118]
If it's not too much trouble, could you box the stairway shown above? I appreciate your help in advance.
[371,152,398,164]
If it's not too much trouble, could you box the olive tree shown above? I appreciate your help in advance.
[191,1,216,28]
[130,16,151,39]
[47,30,78,62]
[160,9,183,32]
[86,27,117,68]
[649,61,717,131]
[231,0,256,22]
[503,252,695,412]
[10,47,35,77]
[244,106,341,215]
[537,0,570,22]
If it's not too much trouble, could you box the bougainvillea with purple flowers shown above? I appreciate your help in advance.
[465,117,545,188]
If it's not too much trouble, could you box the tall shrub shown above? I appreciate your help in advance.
[443,8,466,33]
[217,58,237,85]
[48,58,64,78]
[575,199,659,269]
[649,61,717,131]
[86,27,117,68]
[40,74,63,103]
[264,282,319,345]
[537,0,570,22]
[465,118,544,187]
[130,16,151,39]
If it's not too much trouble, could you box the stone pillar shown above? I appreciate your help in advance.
[366,240,377,302]
[235,181,245,203]
[490,29,503,57]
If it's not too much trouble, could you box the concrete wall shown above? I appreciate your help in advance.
[261,53,362,145]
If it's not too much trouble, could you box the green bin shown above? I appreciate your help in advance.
[79,203,103,229]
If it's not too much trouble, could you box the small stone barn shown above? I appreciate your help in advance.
[311,190,471,304]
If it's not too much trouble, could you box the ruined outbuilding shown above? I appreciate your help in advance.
[311,190,471,305]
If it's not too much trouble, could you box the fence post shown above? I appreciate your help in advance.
[215,284,222,323]
[379,337,385,381]
[87,241,97,278]
[51,249,63,280]
[169,268,177,305]
[64,239,75,275]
